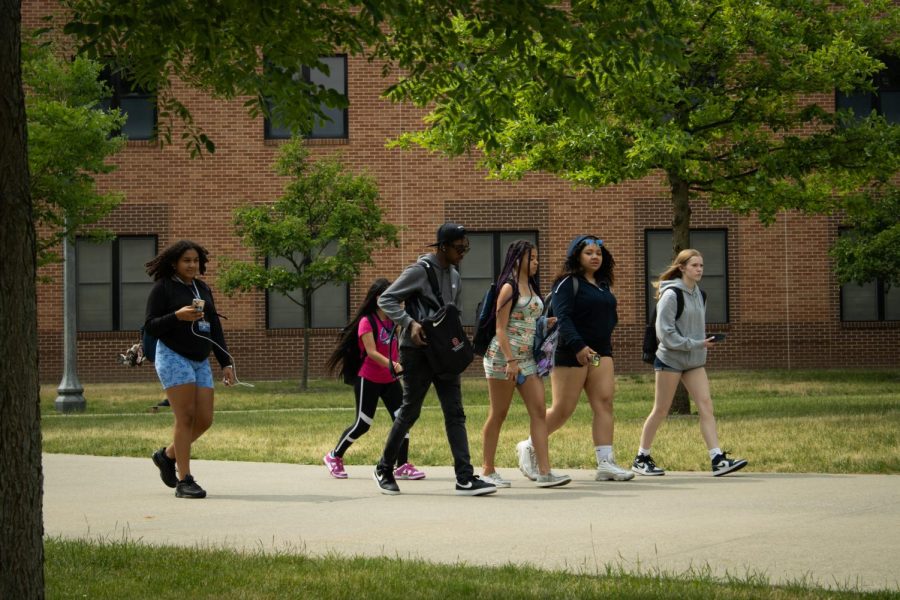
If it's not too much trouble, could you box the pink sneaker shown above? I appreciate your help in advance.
[393,462,426,480]
[323,453,348,479]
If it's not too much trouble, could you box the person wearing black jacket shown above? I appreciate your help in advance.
[145,240,234,499]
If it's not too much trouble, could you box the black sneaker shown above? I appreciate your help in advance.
[455,476,497,496]
[632,454,666,476]
[711,452,748,477]
[373,465,400,495]
[175,474,207,498]
[152,447,178,488]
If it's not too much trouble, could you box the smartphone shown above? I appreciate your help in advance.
[516,373,526,385]
[192,298,205,312]
[710,333,726,343]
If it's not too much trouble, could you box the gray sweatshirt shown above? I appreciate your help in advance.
[377,253,461,348]
[654,278,708,370]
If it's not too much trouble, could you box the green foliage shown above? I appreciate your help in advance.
[24,34,126,267]
[219,139,399,301]
[831,190,900,287]
[387,0,900,278]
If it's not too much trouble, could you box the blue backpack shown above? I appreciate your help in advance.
[141,327,158,363]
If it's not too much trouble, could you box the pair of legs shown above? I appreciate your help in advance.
[378,348,474,482]
[483,375,552,475]
[333,378,409,466]
[638,366,719,452]
[164,383,214,480]
[546,356,616,446]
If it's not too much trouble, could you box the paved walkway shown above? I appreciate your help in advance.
[43,454,900,591]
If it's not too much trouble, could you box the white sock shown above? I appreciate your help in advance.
[709,447,722,460]
[595,445,613,464]
[638,447,651,457]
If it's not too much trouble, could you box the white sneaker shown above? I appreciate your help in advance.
[535,471,572,488]
[516,440,537,481]
[481,471,512,488]
[595,457,635,481]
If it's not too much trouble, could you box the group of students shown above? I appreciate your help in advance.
[145,225,746,500]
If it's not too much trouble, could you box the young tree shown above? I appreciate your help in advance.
[385,0,900,412]
[0,0,44,597]
[219,140,399,390]
[24,36,126,266]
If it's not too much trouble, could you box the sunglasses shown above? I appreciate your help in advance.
[448,242,470,254]
[578,236,603,248]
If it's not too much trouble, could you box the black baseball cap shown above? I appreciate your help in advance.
[428,222,467,247]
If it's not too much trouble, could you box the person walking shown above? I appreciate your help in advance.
[481,240,570,488]
[145,240,235,499]
[632,249,748,477]
[517,235,634,482]
[323,278,425,481]
[373,223,496,496]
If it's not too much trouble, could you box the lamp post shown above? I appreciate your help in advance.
[55,231,85,412]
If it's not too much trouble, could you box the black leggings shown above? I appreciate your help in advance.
[332,377,409,466]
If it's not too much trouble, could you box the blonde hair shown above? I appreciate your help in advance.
[653,249,702,299]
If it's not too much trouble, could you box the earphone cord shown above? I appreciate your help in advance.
[190,321,255,387]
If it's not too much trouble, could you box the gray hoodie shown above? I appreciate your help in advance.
[377,253,461,348]
[654,278,707,370]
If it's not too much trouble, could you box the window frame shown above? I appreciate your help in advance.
[838,229,899,322]
[264,55,349,140]
[835,55,900,123]
[643,229,729,324]
[97,66,157,140]
[76,235,157,331]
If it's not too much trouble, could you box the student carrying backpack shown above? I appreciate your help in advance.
[641,287,707,364]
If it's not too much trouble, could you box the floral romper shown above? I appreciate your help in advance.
[483,294,543,379]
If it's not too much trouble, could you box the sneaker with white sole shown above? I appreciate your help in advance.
[455,476,497,496]
[711,452,748,477]
[632,454,666,476]
[516,439,537,481]
[481,471,511,488]
[535,472,572,488]
[323,452,348,479]
[373,464,400,495]
[595,457,635,481]
[394,462,426,480]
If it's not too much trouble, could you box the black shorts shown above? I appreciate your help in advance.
[554,342,613,367]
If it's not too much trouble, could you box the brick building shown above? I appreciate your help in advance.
[26,7,899,384]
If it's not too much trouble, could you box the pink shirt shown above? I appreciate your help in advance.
[357,314,398,384]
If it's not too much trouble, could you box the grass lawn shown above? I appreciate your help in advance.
[41,369,900,474]
[45,537,897,600]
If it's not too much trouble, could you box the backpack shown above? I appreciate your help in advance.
[418,261,474,376]
[532,276,579,377]
[472,282,498,356]
[339,315,379,384]
[641,287,707,364]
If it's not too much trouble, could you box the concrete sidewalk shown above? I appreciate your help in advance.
[43,454,900,591]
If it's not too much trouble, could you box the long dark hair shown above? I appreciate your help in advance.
[325,278,392,376]
[554,237,615,287]
[493,240,541,316]
[145,240,210,281]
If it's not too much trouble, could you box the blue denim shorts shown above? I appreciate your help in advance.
[653,356,682,373]
[154,340,213,389]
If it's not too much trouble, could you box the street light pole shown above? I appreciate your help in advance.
[55,232,85,412]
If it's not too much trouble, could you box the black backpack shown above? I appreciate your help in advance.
[641,287,706,364]
[472,282,498,356]
[339,315,379,384]
[418,261,474,375]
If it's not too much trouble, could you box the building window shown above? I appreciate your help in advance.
[77,236,156,331]
[838,230,900,321]
[265,56,348,139]
[458,231,539,326]
[266,247,349,328]
[836,55,900,124]
[97,67,156,140]
[645,230,728,324]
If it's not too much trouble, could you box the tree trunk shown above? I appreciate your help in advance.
[0,0,46,596]
[669,173,692,416]
[301,292,312,391]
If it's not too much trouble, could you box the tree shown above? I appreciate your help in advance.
[0,0,44,596]
[384,0,900,412]
[219,140,399,390]
[24,35,126,267]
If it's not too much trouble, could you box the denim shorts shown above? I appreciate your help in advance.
[154,340,213,389]
[654,356,700,374]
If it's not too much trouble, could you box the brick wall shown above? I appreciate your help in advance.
[27,3,899,383]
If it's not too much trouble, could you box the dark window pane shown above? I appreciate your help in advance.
[841,281,879,321]
[309,56,347,138]
[880,91,900,124]
[119,96,155,139]
[267,248,348,328]
[836,91,873,120]
[884,285,900,321]
[119,238,155,329]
